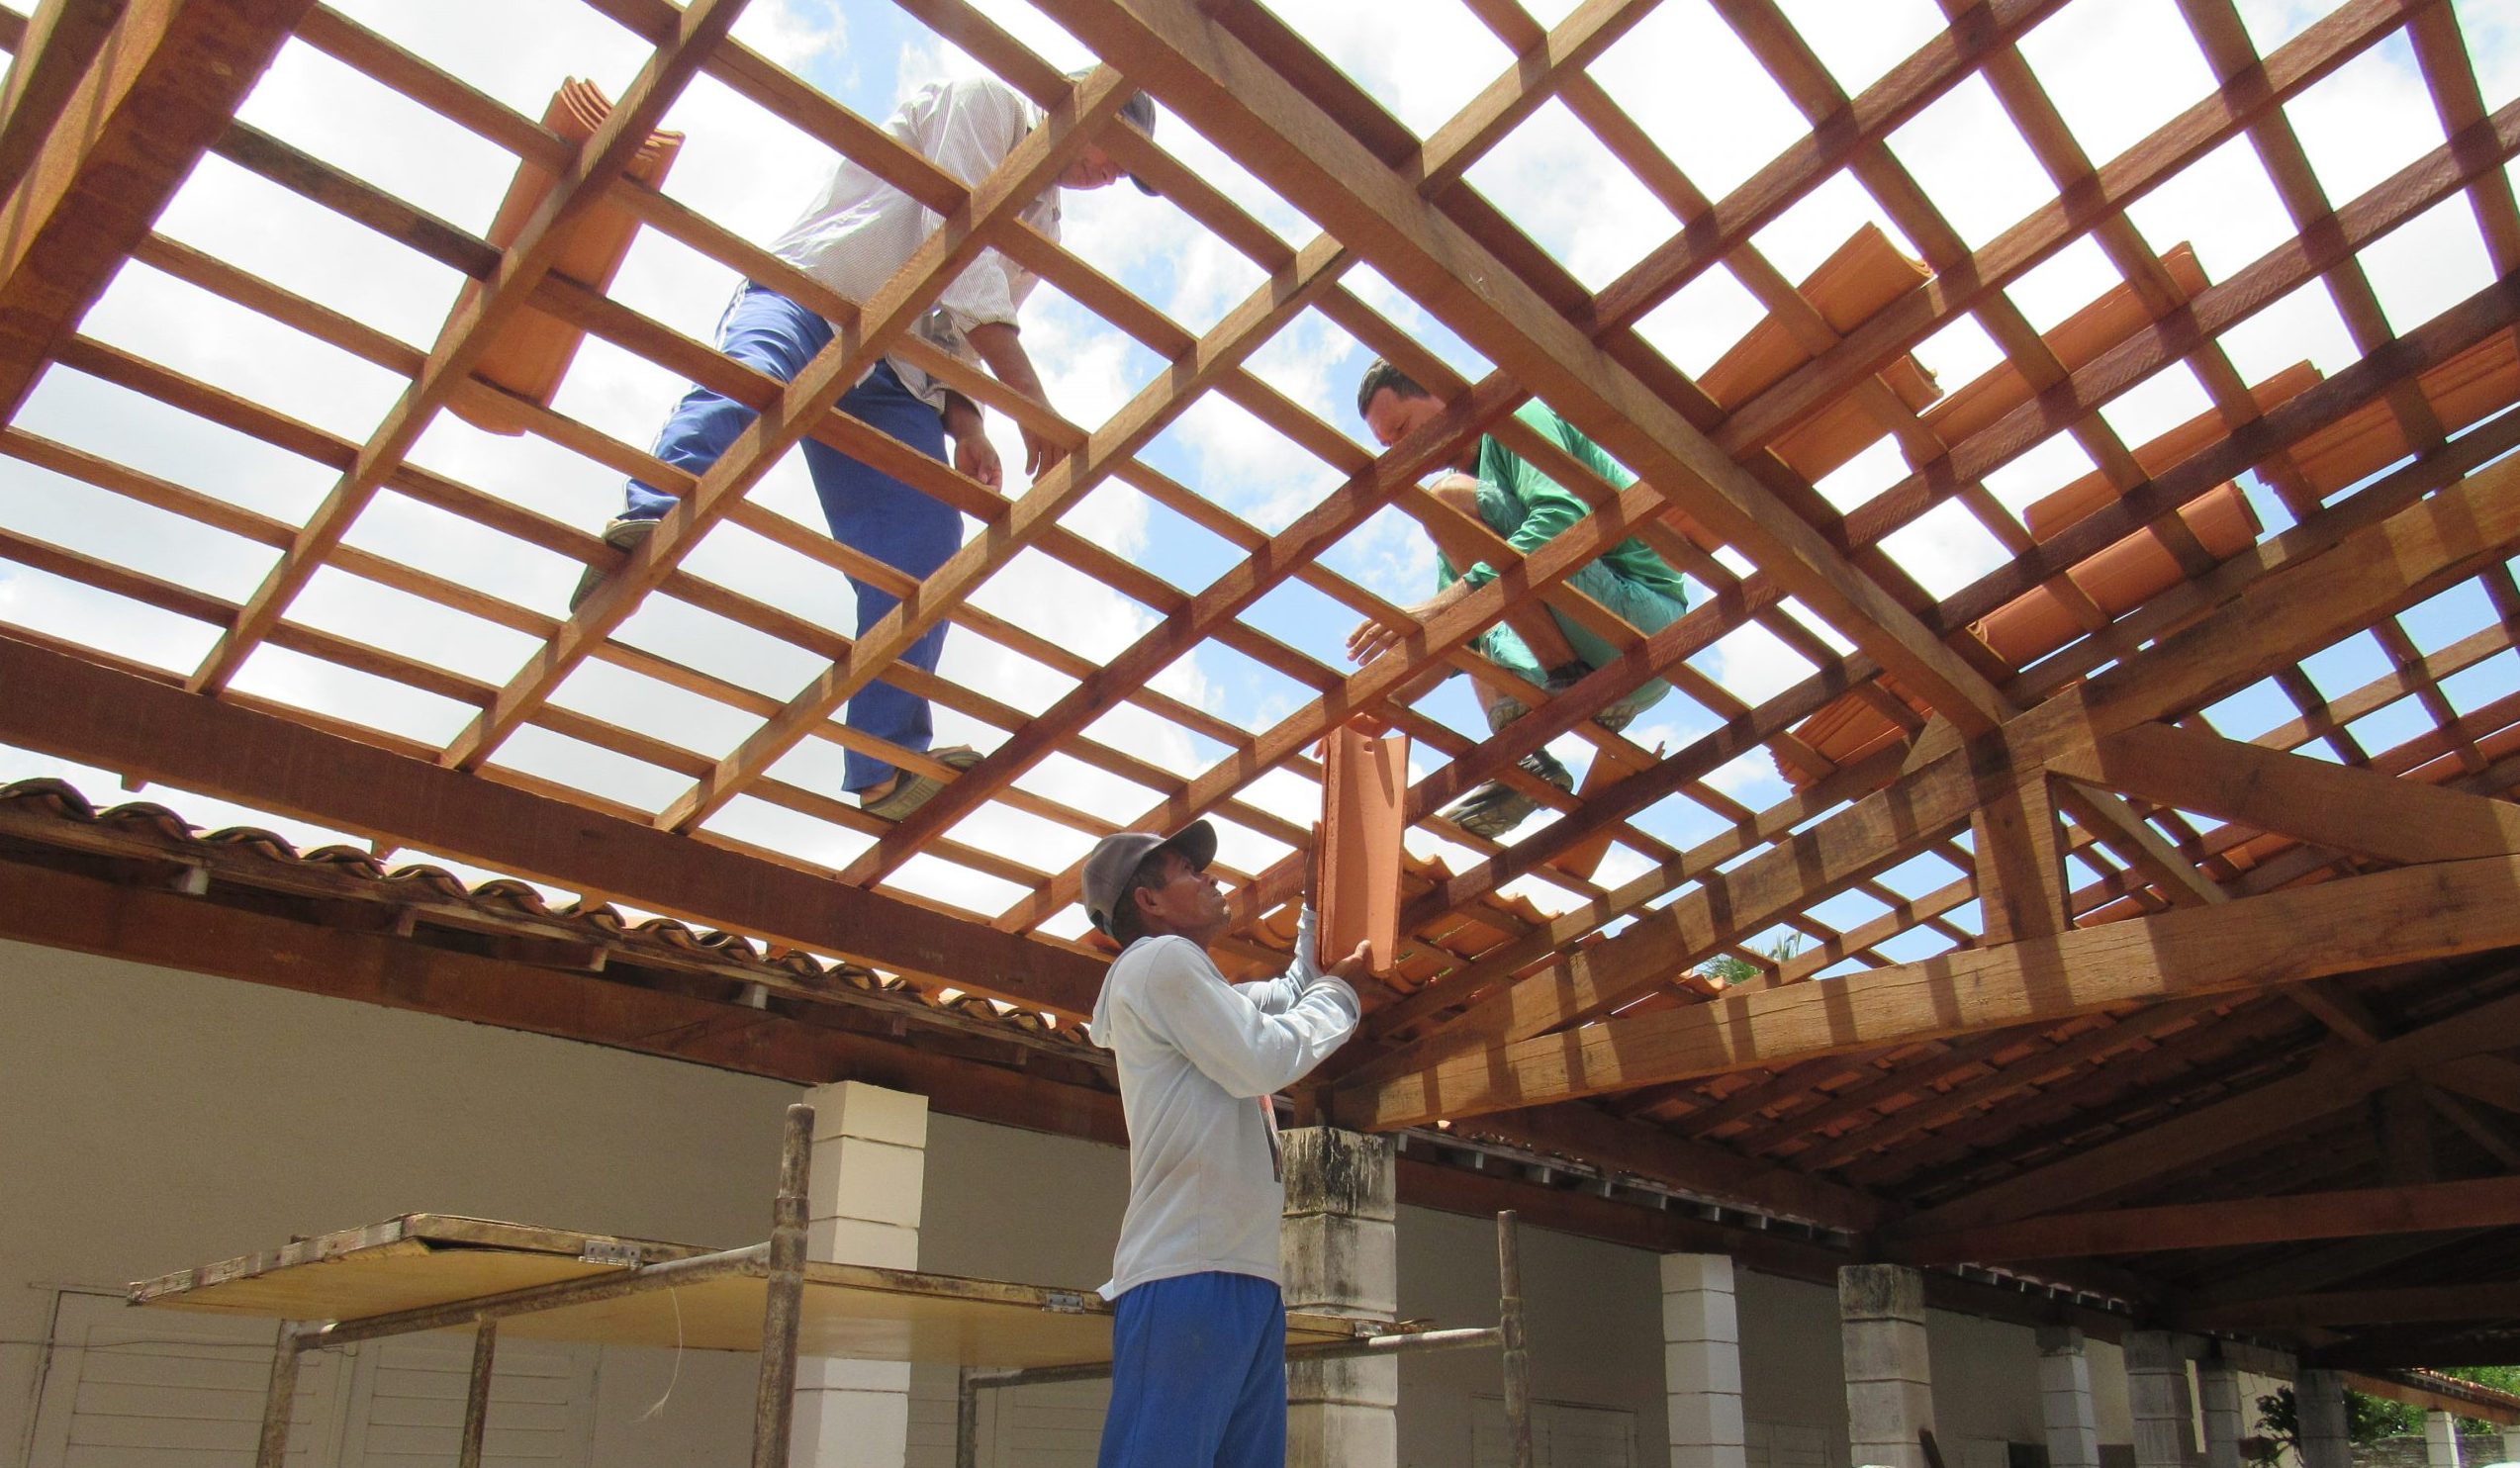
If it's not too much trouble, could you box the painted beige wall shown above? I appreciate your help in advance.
[4,938,2094,1468]
[0,938,793,1468]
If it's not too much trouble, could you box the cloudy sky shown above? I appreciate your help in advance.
[0,0,2515,969]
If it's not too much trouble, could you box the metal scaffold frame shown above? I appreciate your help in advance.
[211,1103,1534,1468]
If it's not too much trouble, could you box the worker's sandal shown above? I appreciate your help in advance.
[570,516,659,612]
[862,746,984,822]
[1444,748,1575,839]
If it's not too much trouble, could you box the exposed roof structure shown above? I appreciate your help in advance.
[2,0,2520,1375]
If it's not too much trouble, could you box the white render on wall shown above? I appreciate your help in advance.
[2,940,2115,1468]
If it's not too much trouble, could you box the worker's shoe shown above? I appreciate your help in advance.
[569,516,659,613]
[1491,676,1646,736]
[1444,748,1574,840]
[862,746,983,823]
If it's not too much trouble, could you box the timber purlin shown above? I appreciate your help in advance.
[0,0,2518,1373]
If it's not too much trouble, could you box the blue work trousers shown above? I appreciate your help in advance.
[621,283,959,793]
[1096,1272,1287,1468]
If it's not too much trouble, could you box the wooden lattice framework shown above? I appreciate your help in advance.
[2,0,2520,1371]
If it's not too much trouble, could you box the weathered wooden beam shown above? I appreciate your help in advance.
[1971,761,2072,944]
[2055,721,2520,867]
[2191,1281,2520,1331]
[1904,983,2520,1235]
[1459,1103,1890,1235]
[1340,745,1983,1093]
[1887,1175,2520,1266]
[1337,860,2520,1132]
[0,0,312,417]
[0,631,1108,1015]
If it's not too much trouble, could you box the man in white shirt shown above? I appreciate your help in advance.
[1081,821,1368,1468]
[580,72,1156,823]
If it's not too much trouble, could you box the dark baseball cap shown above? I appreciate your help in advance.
[1081,819,1217,935]
[1070,69,1161,196]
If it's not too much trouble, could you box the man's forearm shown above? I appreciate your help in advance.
[966,320,1046,404]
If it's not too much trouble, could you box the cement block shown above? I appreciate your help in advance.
[1280,1214,1397,1317]
[1661,1252,1736,1295]
[1288,1352,1398,1409]
[1839,1263,1925,1323]
[811,1137,925,1230]
[791,1386,909,1468]
[1664,1283,1741,1345]
[1666,1390,1747,1448]
[1287,1400,1398,1468]
[1841,1322,1931,1385]
[1665,1339,1744,1398]
[806,1079,929,1148]
[795,1357,913,1393]
[1846,1377,1932,1428]
[807,1216,918,1269]
[1279,1128,1396,1221]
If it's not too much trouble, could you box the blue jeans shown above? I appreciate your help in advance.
[622,283,958,793]
[1096,1272,1286,1468]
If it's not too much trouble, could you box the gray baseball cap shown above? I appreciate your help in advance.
[1081,819,1217,936]
[1069,69,1161,196]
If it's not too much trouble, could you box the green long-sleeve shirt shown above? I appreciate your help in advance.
[1435,401,1689,603]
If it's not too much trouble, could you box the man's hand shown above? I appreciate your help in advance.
[1020,423,1066,480]
[953,429,1003,490]
[1347,579,1469,666]
[966,320,1073,483]
[1326,940,1375,984]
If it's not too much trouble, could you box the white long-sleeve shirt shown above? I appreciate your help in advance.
[764,75,1061,411]
[1086,908,1360,1299]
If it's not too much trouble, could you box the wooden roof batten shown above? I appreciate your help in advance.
[0,0,2516,1370]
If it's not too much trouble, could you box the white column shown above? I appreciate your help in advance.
[2124,1331,2198,1468]
[1664,1253,1747,1468]
[2198,1362,2246,1468]
[2427,1410,2465,1468]
[2037,1328,2102,1468]
[1841,1263,1933,1468]
[792,1081,928,1468]
[2295,1370,2351,1468]
[2502,1426,2520,1465]
[1281,1127,1397,1468]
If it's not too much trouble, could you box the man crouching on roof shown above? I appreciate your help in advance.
[1347,359,1690,838]
[1081,821,1369,1468]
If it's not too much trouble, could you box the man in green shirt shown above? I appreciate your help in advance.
[1347,360,1688,838]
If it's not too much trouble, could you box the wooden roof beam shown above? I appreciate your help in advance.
[2053,721,2520,868]
[1887,1174,2520,1266]
[0,630,1110,1016]
[2193,1280,2520,1332]
[188,0,746,697]
[0,0,314,417]
[1338,852,2520,1132]
[1035,0,2014,738]
[1898,979,2520,1235]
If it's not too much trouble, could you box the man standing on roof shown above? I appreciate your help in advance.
[1346,360,1689,838]
[575,71,1158,825]
[1081,822,1368,1468]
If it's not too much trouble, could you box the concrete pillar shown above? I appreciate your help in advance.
[1281,1127,1397,1468]
[2296,1370,2351,1468]
[1663,1253,1747,1468]
[1841,1263,1933,1468]
[2502,1426,2520,1465]
[2037,1328,2102,1468]
[2125,1331,2198,1468]
[792,1081,928,1468]
[2198,1362,2246,1468]
[2427,1410,2464,1468]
